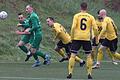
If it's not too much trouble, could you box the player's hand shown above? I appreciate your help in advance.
[17,23,22,27]
[15,30,22,35]
[95,36,99,44]
[24,28,31,34]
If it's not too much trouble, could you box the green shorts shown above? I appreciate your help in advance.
[31,33,42,49]
[21,34,31,44]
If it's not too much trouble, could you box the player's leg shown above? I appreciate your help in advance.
[17,40,28,53]
[91,37,98,61]
[83,41,93,79]
[75,56,86,67]
[93,38,111,69]
[92,45,105,69]
[55,41,68,62]
[31,34,50,65]
[64,42,85,66]
[67,40,81,79]
[113,52,120,60]
[29,48,41,67]
[17,35,30,54]
[91,46,97,61]
[19,34,39,62]
[109,38,120,60]
[106,48,118,65]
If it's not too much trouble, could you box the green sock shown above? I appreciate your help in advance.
[36,50,45,59]
[33,54,39,60]
[19,46,28,53]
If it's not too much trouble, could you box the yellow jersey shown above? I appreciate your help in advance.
[71,12,98,41]
[52,23,71,44]
[102,17,117,40]
[96,20,106,39]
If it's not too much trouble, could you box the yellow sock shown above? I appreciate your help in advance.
[113,52,120,60]
[75,56,83,62]
[106,48,116,61]
[57,49,66,57]
[91,47,97,61]
[68,53,76,74]
[97,48,103,63]
[86,54,93,75]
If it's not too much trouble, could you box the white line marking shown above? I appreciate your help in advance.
[0,77,86,80]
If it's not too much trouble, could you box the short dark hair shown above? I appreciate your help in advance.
[80,2,87,10]
[47,17,54,22]
[18,12,23,15]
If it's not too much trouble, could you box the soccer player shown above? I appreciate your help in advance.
[23,5,51,65]
[91,11,118,67]
[16,13,41,67]
[93,9,120,68]
[67,2,98,79]
[46,17,85,66]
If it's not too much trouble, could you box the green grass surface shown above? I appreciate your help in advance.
[0,61,119,80]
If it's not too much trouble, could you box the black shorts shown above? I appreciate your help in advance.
[102,38,118,52]
[70,40,92,54]
[92,37,104,46]
[57,40,71,54]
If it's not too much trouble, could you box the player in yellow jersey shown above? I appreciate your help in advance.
[93,9,120,68]
[46,17,85,66]
[92,11,118,68]
[67,2,98,79]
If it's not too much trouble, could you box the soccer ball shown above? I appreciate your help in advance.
[0,11,8,19]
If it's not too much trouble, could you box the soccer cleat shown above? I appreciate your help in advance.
[25,54,32,62]
[59,57,68,62]
[88,74,92,79]
[32,61,41,67]
[80,60,86,67]
[43,54,51,65]
[112,61,118,65]
[92,64,100,69]
[67,73,72,79]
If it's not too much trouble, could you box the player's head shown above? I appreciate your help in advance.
[26,4,33,13]
[46,17,54,27]
[99,9,107,18]
[18,13,25,22]
[80,2,87,11]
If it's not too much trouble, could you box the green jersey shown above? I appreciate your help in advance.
[20,19,30,29]
[27,12,42,34]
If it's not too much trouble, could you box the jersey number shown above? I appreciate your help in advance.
[98,26,102,31]
[80,18,87,30]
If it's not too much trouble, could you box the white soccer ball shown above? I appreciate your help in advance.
[0,11,8,19]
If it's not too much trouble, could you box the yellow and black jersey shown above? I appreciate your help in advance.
[52,23,71,44]
[96,20,106,39]
[71,12,98,41]
[102,17,117,40]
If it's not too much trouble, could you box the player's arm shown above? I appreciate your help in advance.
[22,21,30,29]
[92,17,98,36]
[15,30,26,35]
[29,16,40,33]
[71,15,77,39]
[91,16,99,44]
[98,21,107,38]
[111,21,118,36]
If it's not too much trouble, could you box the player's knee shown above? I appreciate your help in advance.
[70,53,76,58]
[30,48,37,54]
